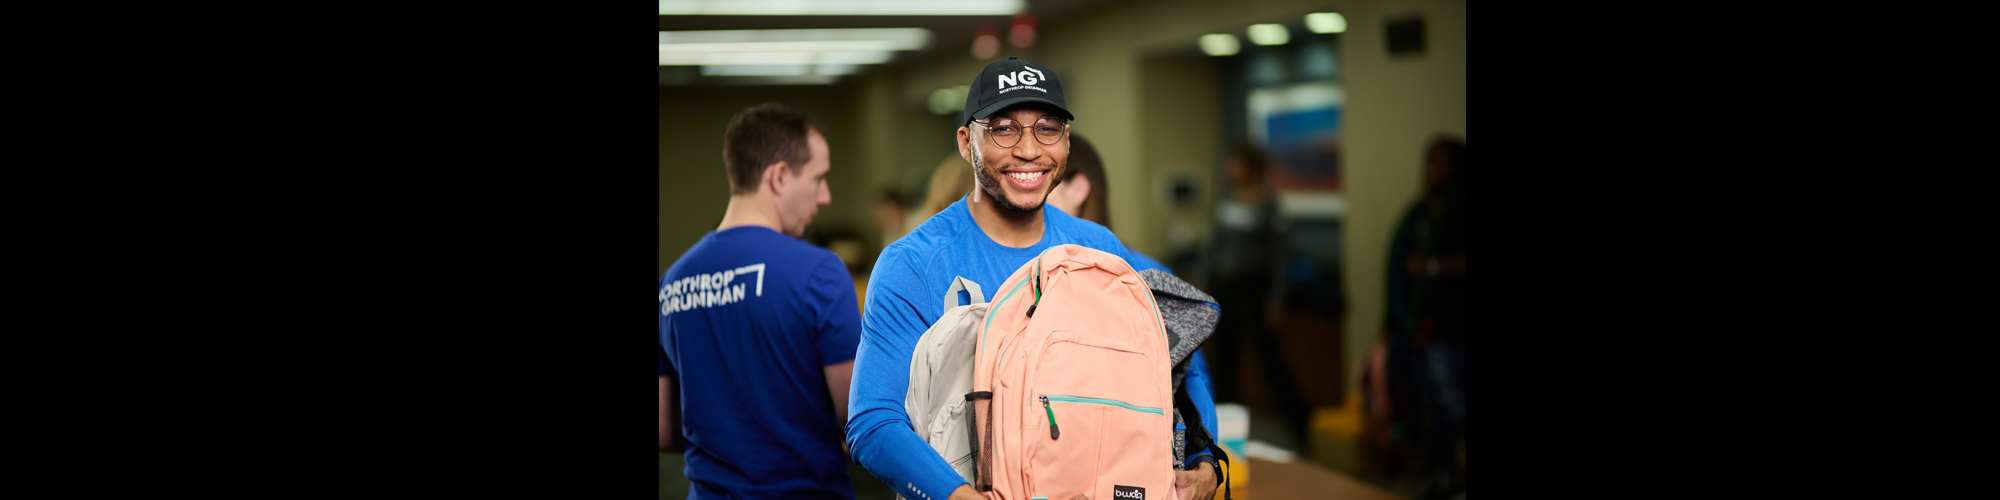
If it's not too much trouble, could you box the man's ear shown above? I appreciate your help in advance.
[762,161,789,196]
[956,127,973,163]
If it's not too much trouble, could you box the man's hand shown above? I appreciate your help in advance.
[947,484,986,500]
[1174,462,1218,500]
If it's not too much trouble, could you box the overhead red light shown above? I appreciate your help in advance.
[972,23,1001,59]
[1008,13,1037,48]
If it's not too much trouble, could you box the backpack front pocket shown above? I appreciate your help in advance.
[1022,331,1171,500]
[926,396,975,482]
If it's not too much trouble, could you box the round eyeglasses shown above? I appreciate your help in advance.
[975,116,1068,148]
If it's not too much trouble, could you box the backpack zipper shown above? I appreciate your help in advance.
[1041,395,1166,415]
[1039,394,1165,441]
[1041,395,1059,439]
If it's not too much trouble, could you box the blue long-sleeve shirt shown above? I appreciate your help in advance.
[847,198,1219,500]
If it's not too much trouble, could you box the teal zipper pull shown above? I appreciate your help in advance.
[1041,395,1059,439]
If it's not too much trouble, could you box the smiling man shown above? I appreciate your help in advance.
[847,58,1222,500]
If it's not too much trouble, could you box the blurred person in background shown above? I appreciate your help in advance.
[874,187,911,256]
[1382,135,1466,500]
[1202,146,1311,443]
[1044,133,1111,230]
[659,103,861,500]
[910,154,974,231]
[846,57,1221,500]
[862,187,915,310]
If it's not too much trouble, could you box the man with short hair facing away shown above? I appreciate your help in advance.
[847,58,1222,500]
[660,103,861,500]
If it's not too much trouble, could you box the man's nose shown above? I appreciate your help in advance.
[1012,135,1044,160]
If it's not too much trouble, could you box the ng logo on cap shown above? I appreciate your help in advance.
[997,66,1046,88]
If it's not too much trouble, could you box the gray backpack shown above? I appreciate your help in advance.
[903,276,988,487]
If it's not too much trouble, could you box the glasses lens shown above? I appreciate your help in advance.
[1034,118,1066,145]
[988,120,1021,148]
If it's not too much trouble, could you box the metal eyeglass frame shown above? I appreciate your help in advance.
[972,115,1069,149]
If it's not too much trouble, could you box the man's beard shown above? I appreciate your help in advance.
[971,149,1056,215]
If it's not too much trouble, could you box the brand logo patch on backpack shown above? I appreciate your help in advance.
[1112,485,1144,499]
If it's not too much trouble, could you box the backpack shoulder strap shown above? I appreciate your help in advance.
[944,276,986,309]
[1176,382,1233,500]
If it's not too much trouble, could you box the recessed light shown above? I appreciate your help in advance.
[1305,13,1347,34]
[1200,34,1240,56]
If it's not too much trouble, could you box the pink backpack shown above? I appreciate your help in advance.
[968,244,1173,500]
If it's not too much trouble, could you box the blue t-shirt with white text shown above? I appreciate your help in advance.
[660,226,862,500]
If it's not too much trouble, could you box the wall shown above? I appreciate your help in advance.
[1137,52,1221,252]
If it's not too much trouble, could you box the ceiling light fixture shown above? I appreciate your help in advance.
[658,0,1024,16]
[971,23,1000,59]
[1008,13,1037,48]
[703,75,844,85]
[1247,24,1290,46]
[1305,13,1347,33]
[659,29,930,48]
[702,64,810,76]
[1200,34,1240,56]
[660,28,930,67]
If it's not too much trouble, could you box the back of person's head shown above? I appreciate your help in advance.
[1227,145,1269,179]
[876,186,909,211]
[1062,134,1113,229]
[874,186,910,234]
[920,155,974,217]
[1425,135,1467,199]
[1428,136,1466,174]
[723,102,829,195]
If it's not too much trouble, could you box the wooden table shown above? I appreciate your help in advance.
[1225,458,1407,500]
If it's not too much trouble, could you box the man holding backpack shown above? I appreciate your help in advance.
[848,58,1221,500]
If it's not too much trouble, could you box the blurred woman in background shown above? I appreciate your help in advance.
[1045,134,1110,228]
[909,155,974,233]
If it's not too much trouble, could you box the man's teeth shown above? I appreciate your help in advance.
[1007,171,1044,182]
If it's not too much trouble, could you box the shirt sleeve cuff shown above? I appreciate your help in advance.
[909,475,967,500]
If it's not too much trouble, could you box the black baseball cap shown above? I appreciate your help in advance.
[962,56,1073,127]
